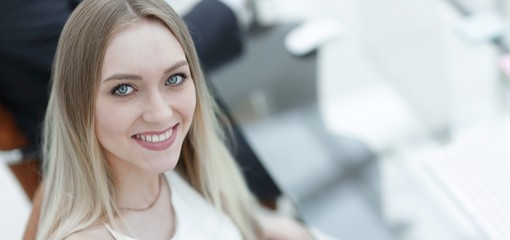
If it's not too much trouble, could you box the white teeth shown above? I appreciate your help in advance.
[136,129,173,143]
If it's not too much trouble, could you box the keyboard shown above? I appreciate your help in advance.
[422,124,510,240]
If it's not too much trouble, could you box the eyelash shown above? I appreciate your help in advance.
[166,72,188,86]
[110,72,189,97]
[110,84,135,97]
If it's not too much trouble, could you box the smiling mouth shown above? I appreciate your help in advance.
[132,125,176,143]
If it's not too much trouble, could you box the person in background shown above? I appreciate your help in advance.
[35,0,310,239]
[182,0,282,207]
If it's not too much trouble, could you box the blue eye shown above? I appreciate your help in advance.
[111,84,134,96]
[165,73,187,86]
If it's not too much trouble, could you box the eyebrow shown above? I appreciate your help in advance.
[102,60,189,82]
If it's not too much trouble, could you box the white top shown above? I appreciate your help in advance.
[105,171,242,240]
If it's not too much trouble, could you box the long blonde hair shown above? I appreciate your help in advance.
[37,0,260,239]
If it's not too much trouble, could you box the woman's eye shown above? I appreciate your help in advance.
[165,73,186,86]
[111,84,134,96]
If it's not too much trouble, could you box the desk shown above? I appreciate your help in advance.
[0,161,30,239]
[380,146,486,239]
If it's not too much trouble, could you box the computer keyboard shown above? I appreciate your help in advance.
[422,125,510,240]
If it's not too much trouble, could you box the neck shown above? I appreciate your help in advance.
[116,173,163,212]
[104,151,170,212]
[119,174,163,211]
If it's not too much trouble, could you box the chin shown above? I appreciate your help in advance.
[145,154,180,173]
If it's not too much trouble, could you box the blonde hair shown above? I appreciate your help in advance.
[37,0,260,239]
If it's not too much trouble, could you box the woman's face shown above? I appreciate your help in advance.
[95,19,196,173]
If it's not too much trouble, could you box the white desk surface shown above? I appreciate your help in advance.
[380,146,485,239]
[0,161,30,239]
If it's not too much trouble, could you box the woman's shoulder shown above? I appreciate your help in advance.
[65,224,113,240]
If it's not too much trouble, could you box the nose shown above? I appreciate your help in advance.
[142,90,173,123]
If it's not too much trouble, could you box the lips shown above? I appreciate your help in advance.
[132,124,178,151]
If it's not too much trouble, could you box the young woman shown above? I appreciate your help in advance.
[36,0,312,239]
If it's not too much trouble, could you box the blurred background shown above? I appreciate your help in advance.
[207,0,510,239]
[3,0,510,239]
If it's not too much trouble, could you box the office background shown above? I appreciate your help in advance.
[211,0,510,239]
[3,0,510,239]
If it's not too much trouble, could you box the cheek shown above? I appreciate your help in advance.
[172,82,197,134]
[94,100,132,143]
[95,108,114,148]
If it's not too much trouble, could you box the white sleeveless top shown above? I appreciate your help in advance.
[105,171,242,240]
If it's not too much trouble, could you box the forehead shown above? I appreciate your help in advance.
[101,19,186,77]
